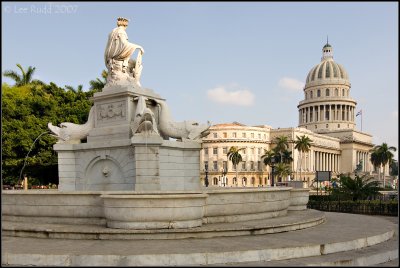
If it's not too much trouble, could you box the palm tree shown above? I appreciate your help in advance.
[373,143,397,188]
[294,135,313,182]
[261,149,276,185]
[370,148,382,181]
[227,146,244,186]
[274,162,291,184]
[65,84,83,93]
[274,136,289,163]
[3,63,42,86]
[89,70,108,91]
[281,149,294,165]
[332,174,380,201]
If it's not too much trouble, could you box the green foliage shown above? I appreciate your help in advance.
[390,159,398,176]
[227,146,244,180]
[2,79,98,186]
[89,70,108,91]
[330,174,381,201]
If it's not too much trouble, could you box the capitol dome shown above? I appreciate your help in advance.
[298,41,356,133]
[305,42,350,86]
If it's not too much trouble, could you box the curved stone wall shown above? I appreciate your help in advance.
[2,188,306,229]
[288,188,310,211]
[101,192,207,229]
[203,187,291,223]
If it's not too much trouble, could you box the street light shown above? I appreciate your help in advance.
[204,163,209,187]
[270,157,276,187]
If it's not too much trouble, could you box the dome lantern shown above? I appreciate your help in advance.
[321,37,333,61]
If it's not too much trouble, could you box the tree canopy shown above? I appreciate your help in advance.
[2,67,101,186]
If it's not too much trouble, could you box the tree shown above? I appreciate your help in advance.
[331,174,381,201]
[373,143,397,188]
[281,149,293,165]
[3,64,42,86]
[389,159,398,176]
[274,162,291,184]
[227,146,244,185]
[294,135,313,182]
[370,148,382,181]
[274,136,289,163]
[89,70,108,91]
[2,80,95,186]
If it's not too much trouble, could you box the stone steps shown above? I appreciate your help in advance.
[218,230,399,266]
[2,212,398,266]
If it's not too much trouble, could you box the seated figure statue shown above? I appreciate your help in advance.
[104,17,144,87]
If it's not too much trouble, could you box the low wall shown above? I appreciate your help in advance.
[203,187,291,223]
[2,188,308,229]
[288,188,310,211]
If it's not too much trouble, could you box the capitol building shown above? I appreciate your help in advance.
[200,42,377,188]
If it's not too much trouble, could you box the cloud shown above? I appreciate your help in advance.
[278,77,304,92]
[207,84,255,106]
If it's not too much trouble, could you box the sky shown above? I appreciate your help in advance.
[2,2,398,159]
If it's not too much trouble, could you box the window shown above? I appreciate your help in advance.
[242,132,246,138]
[335,88,338,96]
[223,161,227,171]
[325,110,329,120]
[233,177,237,185]
[251,148,255,154]
[250,161,254,170]
[223,132,227,138]
[326,88,329,97]
[223,147,227,154]
[204,148,208,155]
[258,161,261,170]
[342,88,344,96]
[310,91,313,99]
[338,124,340,128]
[258,133,261,139]
[305,92,308,99]
[251,177,255,185]
[264,134,266,139]
[204,161,208,171]
[317,89,321,97]
[242,177,247,186]
[213,161,218,171]
[259,177,262,185]
[258,148,261,154]
[251,133,254,138]
[213,132,217,138]
[242,162,246,170]
[213,147,218,155]
[213,177,218,185]
[232,132,237,138]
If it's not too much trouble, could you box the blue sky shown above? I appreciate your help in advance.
[2,2,398,158]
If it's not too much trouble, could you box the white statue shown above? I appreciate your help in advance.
[48,107,95,143]
[104,17,144,87]
[154,99,211,141]
[131,96,159,135]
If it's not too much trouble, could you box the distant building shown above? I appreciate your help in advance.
[200,42,381,188]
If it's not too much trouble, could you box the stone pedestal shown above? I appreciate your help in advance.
[54,135,202,192]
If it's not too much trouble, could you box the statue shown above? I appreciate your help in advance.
[104,17,144,87]
[131,96,159,136]
[48,106,95,143]
[154,99,211,141]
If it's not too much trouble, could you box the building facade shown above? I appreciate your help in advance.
[200,42,377,188]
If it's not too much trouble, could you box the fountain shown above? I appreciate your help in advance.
[3,17,312,232]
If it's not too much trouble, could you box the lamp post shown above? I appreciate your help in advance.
[271,157,276,187]
[204,163,209,187]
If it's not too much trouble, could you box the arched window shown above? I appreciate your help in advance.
[310,91,313,99]
[233,177,237,185]
[259,177,262,185]
[242,177,247,186]
[251,177,255,185]
[326,88,330,97]
[213,177,218,185]
[305,92,308,99]
[317,89,321,97]
[335,88,338,96]
[342,88,344,96]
